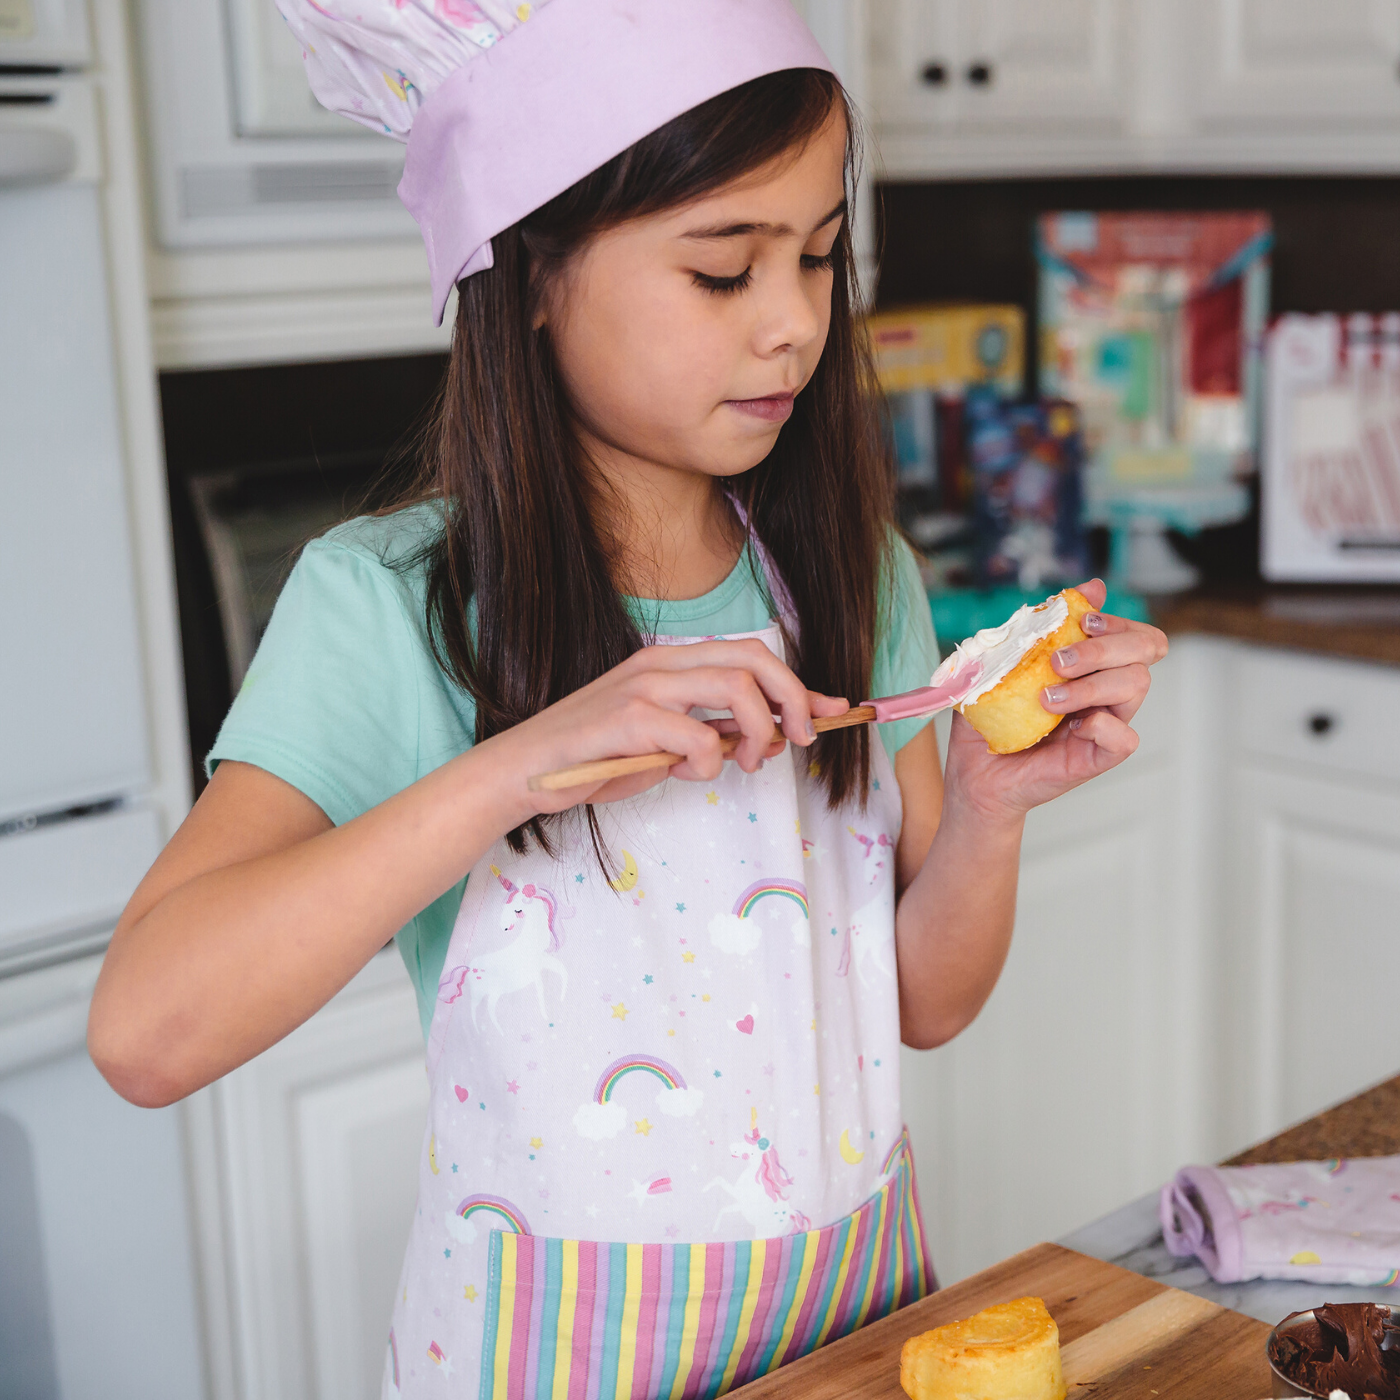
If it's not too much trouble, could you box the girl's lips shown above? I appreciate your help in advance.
[727,393,794,423]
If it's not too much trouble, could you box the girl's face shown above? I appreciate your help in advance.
[543,108,848,483]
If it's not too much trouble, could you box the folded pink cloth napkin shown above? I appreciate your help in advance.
[1161,1155,1400,1286]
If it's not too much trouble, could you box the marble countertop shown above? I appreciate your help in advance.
[1058,1073,1400,1327]
[1152,587,1400,668]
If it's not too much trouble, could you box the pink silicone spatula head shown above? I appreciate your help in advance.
[862,659,983,722]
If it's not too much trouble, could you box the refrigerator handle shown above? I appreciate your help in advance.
[0,127,78,186]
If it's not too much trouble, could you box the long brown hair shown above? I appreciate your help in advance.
[399,68,896,855]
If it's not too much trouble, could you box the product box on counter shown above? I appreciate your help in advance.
[867,304,1026,505]
[965,388,1089,592]
[1037,210,1271,592]
[867,304,1025,398]
[1037,211,1271,481]
[1263,312,1400,581]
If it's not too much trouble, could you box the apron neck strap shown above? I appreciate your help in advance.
[726,494,797,627]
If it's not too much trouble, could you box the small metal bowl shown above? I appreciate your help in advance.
[1266,1306,1400,1399]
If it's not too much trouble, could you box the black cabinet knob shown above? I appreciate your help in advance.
[1307,712,1336,736]
[921,61,948,86]
[966,61,994,86]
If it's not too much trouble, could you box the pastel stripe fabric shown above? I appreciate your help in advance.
[478,1132,932,1400]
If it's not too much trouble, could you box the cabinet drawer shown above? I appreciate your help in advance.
[0,806,162,957]
[1232,648,1400,786]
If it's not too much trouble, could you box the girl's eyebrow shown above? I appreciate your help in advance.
[679,198,847,242]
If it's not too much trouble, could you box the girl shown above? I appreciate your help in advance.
[89,3,1167,1396]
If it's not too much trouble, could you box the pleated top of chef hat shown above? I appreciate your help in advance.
[275,0,834,324]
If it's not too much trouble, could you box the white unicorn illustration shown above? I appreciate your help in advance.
[438,872,567,1031]
[705,1117,811,1236]
[836,826,895,987]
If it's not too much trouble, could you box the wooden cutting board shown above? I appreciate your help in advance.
[732,1242,1274,1399]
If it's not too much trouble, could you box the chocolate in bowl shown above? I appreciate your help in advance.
[1266,1304,1400,1399]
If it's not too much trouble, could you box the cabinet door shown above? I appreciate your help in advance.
[1220,764,1400,1152]
[1187,0,1400,131]
[186,951,428,1400]
[901,755,1186,1284]
[869,0,1129,138]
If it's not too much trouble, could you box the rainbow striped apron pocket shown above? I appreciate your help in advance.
[477,1131,934,1400]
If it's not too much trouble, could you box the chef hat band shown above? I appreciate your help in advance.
[276,0,835,324]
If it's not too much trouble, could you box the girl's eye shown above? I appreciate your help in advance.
[692,267,753,296]
[802,251,836,273]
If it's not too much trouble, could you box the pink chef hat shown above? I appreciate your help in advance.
[275,0,835,324]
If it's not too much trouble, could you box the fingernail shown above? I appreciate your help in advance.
[1069,716,1084,730]
[805,719,816,742]
[1083,613,1106,634]
[1045,685,1068,705]
[1054,646,1078,670]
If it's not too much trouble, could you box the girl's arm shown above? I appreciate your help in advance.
[89,640,841,1108]
[892,580,1168,1050]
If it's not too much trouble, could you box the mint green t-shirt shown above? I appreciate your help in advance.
[209,504,939,1038]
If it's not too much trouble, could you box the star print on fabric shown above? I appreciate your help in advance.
[586,1204,599,1218]
[444,1248,451,1258]
[643,974,654,984]
[666,1029,675,1036]
[713,1069,722,1078]
[506,1079,520,1094]
[701,994,710,1002]
[705,791,719,805]
[529,1137,543,1149]
[813,1084,820,1095]
[633,1118,653,1136]
[748,812,757,823]
[873,779,881,790]
[682,952,695,963]
[794,819,802,833]
[575,873,585,884]
[675,902,686,913]
[451,1163,458,1173]
[464,1285,477,1301]
[611,1002,628,1020]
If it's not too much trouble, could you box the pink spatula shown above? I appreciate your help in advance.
[527,663,982,793]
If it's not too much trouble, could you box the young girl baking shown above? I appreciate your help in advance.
[89,2,1167,1395]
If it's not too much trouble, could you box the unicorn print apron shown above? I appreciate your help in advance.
[385,575,934,1399]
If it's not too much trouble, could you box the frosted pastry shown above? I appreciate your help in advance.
[930,588,1095,754]
[900,1295,1067,1400]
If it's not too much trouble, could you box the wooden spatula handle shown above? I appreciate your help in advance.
[527,706,876,793]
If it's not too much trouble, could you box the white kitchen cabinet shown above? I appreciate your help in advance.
[901,636,1400,1286]
[868,0,1400,176]
[902,645,1203,1284]
[1185,0,1400,133]
[1216,647,1400,1156]
[869,0,1129,137]
[185,948,428,1400]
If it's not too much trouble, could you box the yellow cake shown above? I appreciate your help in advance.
[899,1296,1067,1400]
[928,586,1094,755]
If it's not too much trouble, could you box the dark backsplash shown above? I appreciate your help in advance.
[875,173,1400,353]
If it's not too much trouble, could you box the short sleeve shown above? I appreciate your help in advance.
[871,534,940,761]
[208,536,449,826]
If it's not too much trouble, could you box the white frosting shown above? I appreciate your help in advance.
[929,593,1069,707]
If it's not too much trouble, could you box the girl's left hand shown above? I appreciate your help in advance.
[944,578,1168,822]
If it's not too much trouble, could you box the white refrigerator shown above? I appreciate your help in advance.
[0,4,207,1396]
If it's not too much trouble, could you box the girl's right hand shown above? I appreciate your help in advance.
[481,639,850,822]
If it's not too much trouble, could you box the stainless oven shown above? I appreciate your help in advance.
[159,353,447,791]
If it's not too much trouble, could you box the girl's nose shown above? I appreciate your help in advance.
[755,268,823,359]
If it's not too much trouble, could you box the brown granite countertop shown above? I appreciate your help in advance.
[1152,587,1400,667]
[1223,1072,1400,1166]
